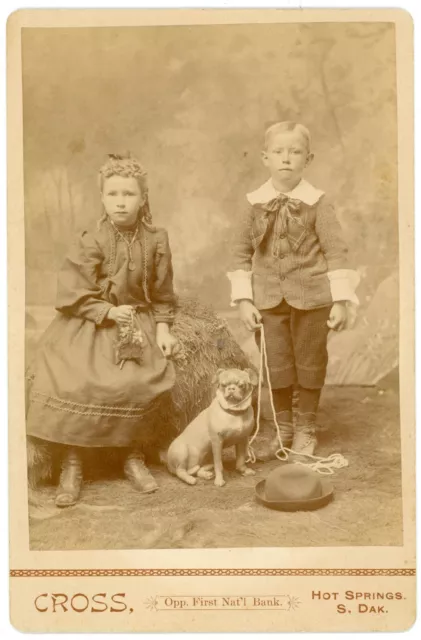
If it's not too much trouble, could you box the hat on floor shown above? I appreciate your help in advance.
[255,464,334,511]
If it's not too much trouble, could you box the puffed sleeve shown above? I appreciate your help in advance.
[55,231,114,325]
[150,229,176,324]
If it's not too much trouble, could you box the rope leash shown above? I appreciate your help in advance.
[247,324,348,476]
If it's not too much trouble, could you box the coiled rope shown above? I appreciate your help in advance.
[247,324,348,476]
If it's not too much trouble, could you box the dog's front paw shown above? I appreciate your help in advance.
[214,476,226,487]
[238,466,256,477]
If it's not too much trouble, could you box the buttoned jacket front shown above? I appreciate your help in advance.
[230,179,350,311]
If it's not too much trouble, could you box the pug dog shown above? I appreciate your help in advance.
[167,368,258,487]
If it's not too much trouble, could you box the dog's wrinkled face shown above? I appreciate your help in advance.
[213,368,258,403]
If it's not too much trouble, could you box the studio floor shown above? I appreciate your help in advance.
[29,378,402,550]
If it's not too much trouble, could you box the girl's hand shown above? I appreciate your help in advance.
[107,305,133,325]
[238,300,262,331]
[156,323,180,358]
[327,301,348,331]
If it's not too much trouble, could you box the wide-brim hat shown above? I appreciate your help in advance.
[255,464,334,512]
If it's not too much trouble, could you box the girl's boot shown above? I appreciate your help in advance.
[124,450,158,494]
[55,447,83,508]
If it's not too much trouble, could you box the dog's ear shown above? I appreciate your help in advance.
[212,368,225,385]
[245,368,259,387]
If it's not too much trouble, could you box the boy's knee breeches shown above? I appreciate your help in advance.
[255,299,332,389]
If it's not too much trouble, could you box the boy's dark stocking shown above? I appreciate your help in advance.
[267,385,294,452]
[297,386,321,415]
[273,386,293,413]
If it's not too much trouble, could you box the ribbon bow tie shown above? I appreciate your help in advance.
[263,194,301,216]
[262,195,306,252]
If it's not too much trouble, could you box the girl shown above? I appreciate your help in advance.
[27,154,179,507]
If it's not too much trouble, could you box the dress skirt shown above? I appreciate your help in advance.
[26,310,175,448]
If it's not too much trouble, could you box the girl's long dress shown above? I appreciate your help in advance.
[26,220,176,448]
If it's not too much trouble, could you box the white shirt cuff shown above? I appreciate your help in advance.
[227,270,253,306]
[327,269,360,305]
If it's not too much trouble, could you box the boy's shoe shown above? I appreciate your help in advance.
[290,412,318,460]
[273,410,294,449]
[257,411,293,461]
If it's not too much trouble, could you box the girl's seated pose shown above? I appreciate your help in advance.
[27,154,179,506]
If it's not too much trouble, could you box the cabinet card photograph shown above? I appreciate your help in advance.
[7,8,415,633]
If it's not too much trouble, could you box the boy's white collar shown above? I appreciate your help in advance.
[246,178,325,206]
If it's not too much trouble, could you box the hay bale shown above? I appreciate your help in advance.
[167,296,252,430]
[27,296,253,487]
[27,436,54,489]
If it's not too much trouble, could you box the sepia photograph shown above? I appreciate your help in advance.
[21,19,402,553]
[7,6,417,633]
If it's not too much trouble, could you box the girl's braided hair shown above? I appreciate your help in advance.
[97,153,154,229]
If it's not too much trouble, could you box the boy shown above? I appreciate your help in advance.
[228,121,359,459]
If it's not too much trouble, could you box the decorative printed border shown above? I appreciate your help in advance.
[10,568,416,578]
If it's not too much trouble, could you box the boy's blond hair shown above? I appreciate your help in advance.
[264,121,311,151]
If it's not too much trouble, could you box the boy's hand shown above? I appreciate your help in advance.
[238,300,262,331]
[327,301,348,331]
[107,305,133,325]
[156,323,180,358]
